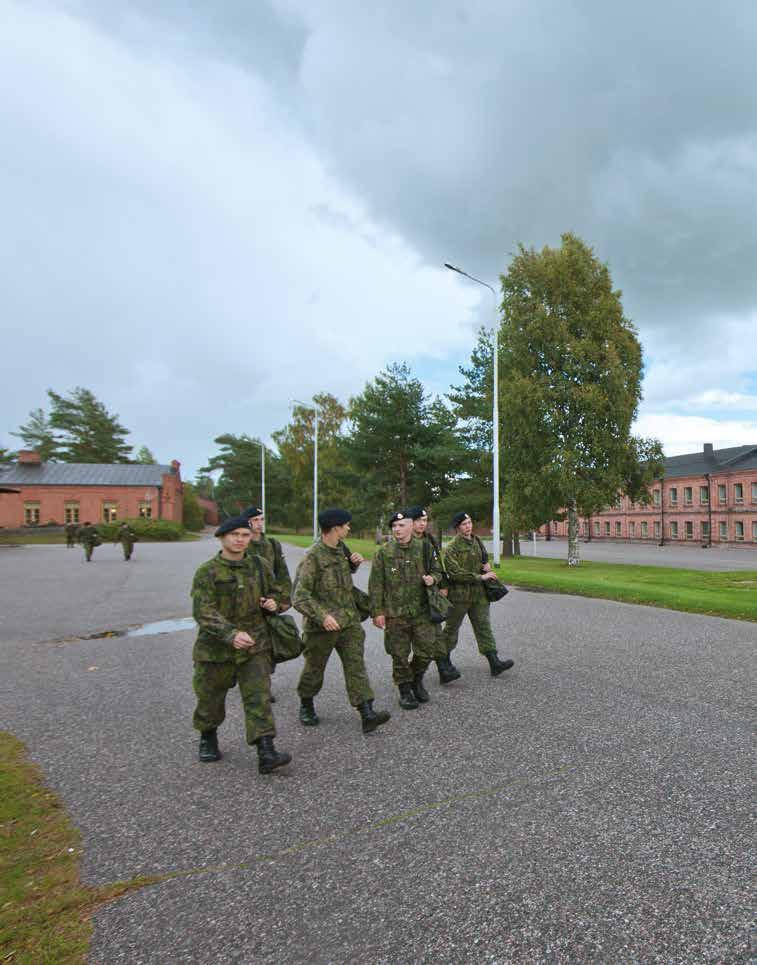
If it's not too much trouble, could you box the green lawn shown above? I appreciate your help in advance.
[279,536,756,621]
[279,533,380,558]
[0,732,159,963]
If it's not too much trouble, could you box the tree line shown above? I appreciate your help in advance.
[3,235,664,559]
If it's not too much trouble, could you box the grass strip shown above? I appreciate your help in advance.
[0,732,160,963]
[494,557,757,622]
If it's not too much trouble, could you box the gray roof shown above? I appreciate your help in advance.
[0,463,176,487]
[663,444,757,479]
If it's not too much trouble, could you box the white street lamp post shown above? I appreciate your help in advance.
[260,443,266,520]
[293,400,319,542]
[444,263,501,566]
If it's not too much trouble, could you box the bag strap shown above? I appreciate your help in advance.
[474,535,489,566]
[251,554,270,597]
[422,537,432,575]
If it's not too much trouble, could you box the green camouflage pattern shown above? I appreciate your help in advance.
[191,552,280,662]
[292,541,360,632]
[368,538,441,618]
[118,525,138,559]
[193,654,275,743]
[442,599,496,656]
[246,535,292,608]
[297,624,374,706]
[442,534,488,606]
[415,531,448,589]
[65,523,78,547]
[383,616,438,684]
[78,524,98,546]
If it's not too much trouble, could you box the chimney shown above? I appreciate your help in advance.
[18,450,42,465]
[703,443,714,458]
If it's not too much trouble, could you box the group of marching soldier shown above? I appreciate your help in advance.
[190,505,515,775]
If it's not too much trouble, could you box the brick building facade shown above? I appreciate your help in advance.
[0,451,183,527]
[541,443,757,546]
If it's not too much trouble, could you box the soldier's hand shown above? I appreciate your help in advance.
[481,571,498,582]
[440,588,449,598]
[322,614,340,631]
[482,562,492,573]
[232,631,255,649]
[421,574,435,586]
[349,552,364,566]
[372,615,386,630]
[260,597,278,612]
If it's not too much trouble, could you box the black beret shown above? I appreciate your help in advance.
[388,510,411,525]
[215,514,253,537]
[243,506,264,518]
[318,507,352,529]
[407,506,427,520]
[451,511,472,529]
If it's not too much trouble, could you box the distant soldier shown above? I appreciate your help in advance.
[65,521,78,548]
[191,514,291,774]
[293,508,390,734]
[78,522,100,562]
[441,512,515,679]
[243,507,292,610]
[408,505,460,685]
[117,522,138,561]
[369,510,442,710]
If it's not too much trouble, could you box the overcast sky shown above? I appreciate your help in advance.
[2,0,755,476]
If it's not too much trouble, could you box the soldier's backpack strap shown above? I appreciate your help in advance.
[270,536,283,570]
[251,554,271,597]
[422,536,432,575]
[474,535,489,567]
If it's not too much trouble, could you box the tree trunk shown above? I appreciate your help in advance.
[567,501,580,566]
[513,532,521,556]
[502,524,513,558]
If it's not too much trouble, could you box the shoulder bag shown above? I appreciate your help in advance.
[252,556,303,663]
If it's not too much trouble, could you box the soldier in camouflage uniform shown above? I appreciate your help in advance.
[78,522,100,562]
[117,522,138,561]
[65,521,78,548]
[441,512,515,679]
[408,505,461,685]
[369,510,442,709]
[293,507,390,734]
[243,507,292,609]
[191,514,291,774]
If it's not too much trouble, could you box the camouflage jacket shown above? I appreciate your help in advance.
[78,525,99,546]
[191,552,280,662]
[415,532,448,589]
[292,540,360,632]
[246,535,292,608]
[369,538,441,619]
[118,527,137,546]
[442,535,487,605]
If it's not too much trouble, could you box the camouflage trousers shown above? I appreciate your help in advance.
[120,541,135,560]
[82,544,95,562]
[297,624,373,707]
[384,616,437,685]
[193,653,275,744]
[441,600,496,656]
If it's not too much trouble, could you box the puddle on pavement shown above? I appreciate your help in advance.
[82,617,195,640]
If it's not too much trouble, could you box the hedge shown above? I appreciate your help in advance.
[97,518,185,542]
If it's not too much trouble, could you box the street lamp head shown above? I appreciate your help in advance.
[444,263,463,273]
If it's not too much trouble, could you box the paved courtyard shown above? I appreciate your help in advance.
[0,540,753,963]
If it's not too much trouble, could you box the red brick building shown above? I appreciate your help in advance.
[0,451,183,527]
[542,443,757,546]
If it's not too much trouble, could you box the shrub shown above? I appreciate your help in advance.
[97,518,185,541]
[182,483,205,532]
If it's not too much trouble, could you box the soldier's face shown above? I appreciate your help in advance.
[458,518,473,538]
[220,528,252,554]
[248,514,265,535]
[333,522,351,540]
[413,517,427,536]
[392,518,414,543]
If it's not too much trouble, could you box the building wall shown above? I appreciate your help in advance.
[541,468,757,545]
[197,497,220,526]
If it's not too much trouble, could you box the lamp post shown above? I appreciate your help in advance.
[293,399,319,541]
[260,443,266,520]
[444,263,501,566]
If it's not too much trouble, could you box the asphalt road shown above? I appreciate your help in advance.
[0,540,753,963]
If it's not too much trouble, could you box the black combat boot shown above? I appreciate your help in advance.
[437,656,461,684]
[412,674,430,703]
[358,700,391,734]
[198,729,221,762]
[398,682,419,710]
[255,736,292,774]
[298,697,319,726]
[485,652,515,677]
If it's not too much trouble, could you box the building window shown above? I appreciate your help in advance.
[718,484,726,504]
[24,502,41,526]
[64,502,80,524]
[701,521,710,540]
[752,521,757,541]
[670,521,678,539]
[653,489,660,506]
[615,521,621,536]
[699,486,708,504]
[604,521,610,536]
[751,482,757,503]
[654,521,661,539]
[719,521,727,541]
[684,487,692,505]
[138,501,153,519]
[669,487,677,506]
[594,520,600,536]
[102,502,118,523]
[641,521,648,537]
[629,521,635,537]
[734,521,744,541]
[734,483,743,504]
[685,521,693,540]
